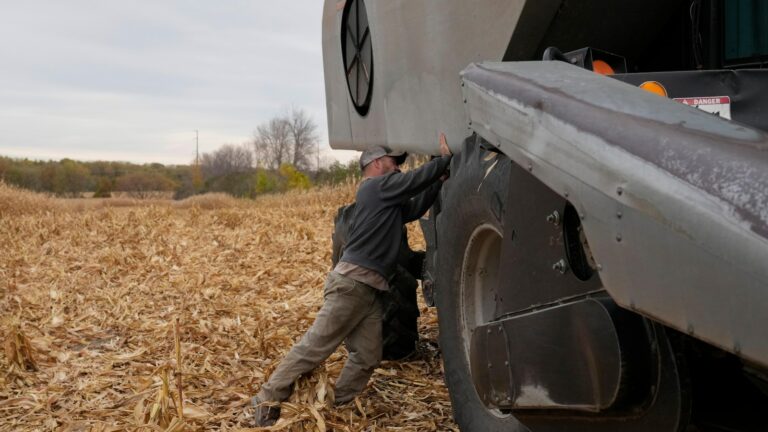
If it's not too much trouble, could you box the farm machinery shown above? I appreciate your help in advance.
[322,1,768,430]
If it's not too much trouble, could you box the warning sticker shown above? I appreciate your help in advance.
[673,96,731,120]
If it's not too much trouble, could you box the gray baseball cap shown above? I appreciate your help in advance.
[359,146,408,169]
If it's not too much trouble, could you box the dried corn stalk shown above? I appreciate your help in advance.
[174,318,184,421]
[4,324,37,372]
[136,365,186,431]
[0,182,458,431]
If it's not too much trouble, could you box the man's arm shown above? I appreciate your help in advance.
[402,181,442,223]
[378,154,451,202]
[379,133,453,202]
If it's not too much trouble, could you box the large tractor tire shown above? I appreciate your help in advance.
[433,135,692,432]
[332,203,423,361]
[434,137,529,432]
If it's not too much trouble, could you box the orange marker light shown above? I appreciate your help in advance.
[639,81,668,97]
[592,60,615,75]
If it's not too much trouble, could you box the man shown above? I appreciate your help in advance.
[252,135,452,426]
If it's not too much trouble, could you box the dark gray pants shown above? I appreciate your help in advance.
[256,271,383,404]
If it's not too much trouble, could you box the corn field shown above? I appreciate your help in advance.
[0,182,457,431]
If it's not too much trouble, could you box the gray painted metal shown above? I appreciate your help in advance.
[322,0,526,155]
[471,298,624,411]
[322,1,689,156]
[460,60,768,368]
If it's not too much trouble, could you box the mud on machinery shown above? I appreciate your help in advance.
[322,1,768,430]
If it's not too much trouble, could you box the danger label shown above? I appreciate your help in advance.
[673,96,731,120]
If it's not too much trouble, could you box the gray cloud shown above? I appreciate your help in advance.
[0,1,352,165]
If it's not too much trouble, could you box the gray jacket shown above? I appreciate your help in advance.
[339,155,451,280]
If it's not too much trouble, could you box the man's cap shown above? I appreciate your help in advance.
[359,146,408,169]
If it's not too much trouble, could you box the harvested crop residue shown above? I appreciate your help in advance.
[0,182,457,431]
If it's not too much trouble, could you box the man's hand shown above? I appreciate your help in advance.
[439,133,452,156]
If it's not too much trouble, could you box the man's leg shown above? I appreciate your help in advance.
[256,272,377,402]
[334,292,383,404]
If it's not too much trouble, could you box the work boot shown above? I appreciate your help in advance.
[333,389,357,406]
[251,396,281,427]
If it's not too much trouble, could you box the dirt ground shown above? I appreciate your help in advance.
[0,182,458,431]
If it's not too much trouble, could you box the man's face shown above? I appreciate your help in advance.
[378,156,400,174]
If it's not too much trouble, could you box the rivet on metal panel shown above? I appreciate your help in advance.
[527,163,533,172]
[546,211,560,226]
[579,213,585,220]
[488,363,493,369]
[564,192,569,198]
[616,186,623,196]
[617,211,623,219]
[497,326,502,333]
[487,328,492,334]
[616,234,622,242]
[687,324,695,335]
[463,98,467,103]
[469,121,473,126]
[504,361,509,366]
[597,264,603,271]
[552,259,568,274]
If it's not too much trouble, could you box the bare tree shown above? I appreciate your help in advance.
[253,117,292,169]
[201,143,253,178]
[287,108,319,172]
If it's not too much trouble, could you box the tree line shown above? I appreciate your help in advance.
[0,109,360,199]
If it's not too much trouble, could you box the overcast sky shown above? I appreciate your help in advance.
[0,1,357,165]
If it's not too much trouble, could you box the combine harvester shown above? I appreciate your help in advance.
[322,1,768,430]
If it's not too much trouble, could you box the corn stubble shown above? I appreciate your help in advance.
[0,182,457,431]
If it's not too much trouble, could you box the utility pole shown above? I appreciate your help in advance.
[192,129,203,192]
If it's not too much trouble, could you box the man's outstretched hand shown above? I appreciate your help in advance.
[439,133,452,156]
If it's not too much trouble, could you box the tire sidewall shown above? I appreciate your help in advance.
[435,139,527,431]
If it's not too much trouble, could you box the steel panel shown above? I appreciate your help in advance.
[461,61,768,368]
[322,0,525,154]
[471,298,624,411]
[496,157,602,315]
